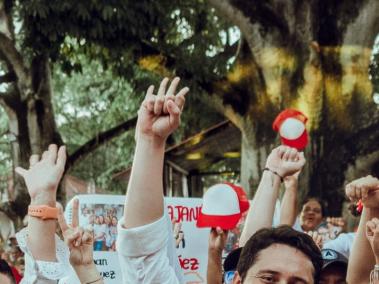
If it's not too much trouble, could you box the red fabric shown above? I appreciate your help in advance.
[196,211,241,230]
[280,129,308,150]
[10,266,22,284]
[273,109,309,150]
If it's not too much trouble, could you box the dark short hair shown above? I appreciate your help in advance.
[0,260,16,284]
[237,226,323,282]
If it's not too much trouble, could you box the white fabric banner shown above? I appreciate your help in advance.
[65,194,210,284]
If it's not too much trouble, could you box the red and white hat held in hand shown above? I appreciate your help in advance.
[272,109,309,150]
[196,183,250,230]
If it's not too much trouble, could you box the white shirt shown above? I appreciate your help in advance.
[116,213,184,283]
[323,232,355,259]
[16,228,72,284]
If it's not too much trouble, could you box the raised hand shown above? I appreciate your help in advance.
[366,218,379,263]
[345,175,379,208]
[136,77,189,143]
[208,227,228,253]
[15,144,66,205]
[58,199,94,267]
[306,231,323,250]
[266,146,306,178]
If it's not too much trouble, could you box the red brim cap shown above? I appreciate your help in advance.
[196,211,241,230]
[280,129,308,150]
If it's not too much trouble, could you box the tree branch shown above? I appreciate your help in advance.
[0,2,31,97]
[343,0,379,47]
[66,116,137,171]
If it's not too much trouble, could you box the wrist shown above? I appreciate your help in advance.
[208,246,223,256]
[73,263,101,281]
[30,193,56,207]
[136,134,166,149]
[263,167,283,183]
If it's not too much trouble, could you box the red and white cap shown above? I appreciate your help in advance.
[272,109,308,150]
[196,183,250,230]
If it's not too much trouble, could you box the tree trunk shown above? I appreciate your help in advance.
[209,0,379,214]
[1,56,63,216]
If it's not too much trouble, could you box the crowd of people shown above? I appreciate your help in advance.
[0,77,378,284]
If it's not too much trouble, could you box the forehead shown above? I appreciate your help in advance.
[303,200,321,208]
[245,244,315,283]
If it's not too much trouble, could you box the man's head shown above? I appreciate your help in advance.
[234,226,322,284]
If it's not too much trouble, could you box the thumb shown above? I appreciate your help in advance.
[15,167,27,178]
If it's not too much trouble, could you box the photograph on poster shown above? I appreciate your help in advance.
[80,203,124,251]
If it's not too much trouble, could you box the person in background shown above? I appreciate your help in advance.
[319,248,347,284]
[93,215,106,251]
[108,216,118,251]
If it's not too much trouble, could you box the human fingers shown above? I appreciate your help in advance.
[15,167,27,178]
[175,87,189,111]
[82,229,93,244]
[346,184,357,201]
[164,77,180,113]
[282,147,291,161]
[47,144,58,164]
[57,207,69,233]
[288,148,298,161]
[155,78,169,115]
[74,227,84,247]
[71,199,79,228]
[144,85,155,100]
[56,146,67,169]
[355,185,362,200]
[41,150,49,161]
[367,220,376,238]
[362,186,370,200]
[29,154,40,168]
[143,95,156,113]
[67,229,81,247]
[167,100,181,129]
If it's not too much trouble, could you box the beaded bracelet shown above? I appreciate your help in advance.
[263,167,284,183]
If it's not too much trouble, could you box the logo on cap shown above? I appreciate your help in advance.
[322,249,338,260]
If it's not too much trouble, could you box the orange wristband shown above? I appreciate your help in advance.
[28,205,59,220]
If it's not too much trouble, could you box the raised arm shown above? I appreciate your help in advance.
[117,77,188,284]
[16,145,66,261]
[207,227,228,284]
[280,170,301,226]
[346,175,379,284]
[15,144,73,283]
[239,146,305,246]
[123,77,188,228]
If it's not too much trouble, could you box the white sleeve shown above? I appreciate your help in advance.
[16,228,73,284]
[116,213,183,284]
